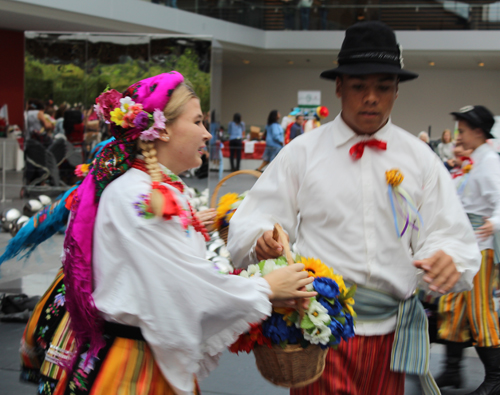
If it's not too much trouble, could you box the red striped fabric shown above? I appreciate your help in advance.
[291,333,405,395]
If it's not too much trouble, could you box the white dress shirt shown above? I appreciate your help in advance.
[92,168,272,395]
[228,114,481,336]
[460,143,500,250]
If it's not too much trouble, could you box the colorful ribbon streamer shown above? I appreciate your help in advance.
[386,169,423,238]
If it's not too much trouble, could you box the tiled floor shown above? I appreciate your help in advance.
[0,167,490,394]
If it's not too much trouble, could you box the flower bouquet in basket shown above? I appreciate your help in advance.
[229,224,356,388]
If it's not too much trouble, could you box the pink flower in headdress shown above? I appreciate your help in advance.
[140,127,160,141]
[96,89,122,122]
[122,104,144,129]
[153,109,167,130]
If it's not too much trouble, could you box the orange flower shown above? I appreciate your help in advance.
[299,256,333,278]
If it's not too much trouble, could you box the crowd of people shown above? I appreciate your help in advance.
[4,20,500,395]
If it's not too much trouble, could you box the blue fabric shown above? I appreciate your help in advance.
[265,123,284,148]
[289,123,303,140]
[0,185,77,265]
[352,284,440,395]
[468,213,500,263]
[227,122,245,140]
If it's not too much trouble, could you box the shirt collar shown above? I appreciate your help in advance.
[332,113,393,148]
[470,143,490,163]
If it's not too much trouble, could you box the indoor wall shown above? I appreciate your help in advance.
[221,66,500,139]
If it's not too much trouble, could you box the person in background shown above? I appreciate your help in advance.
[436,105,500,395]
[256,110,284,172]
[209,109,220,166]
[228,113,245,172]
[53,103,68,137]
[298,0,313,30]
[289,113,304,141]
[438,129,455,170]
[26,99,54,140]
[418,131,430,144]
[282,0,295,30]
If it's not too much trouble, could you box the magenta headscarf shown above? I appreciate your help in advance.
[63,72,185,365]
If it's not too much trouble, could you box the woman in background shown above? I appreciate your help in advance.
[256,110,284,172]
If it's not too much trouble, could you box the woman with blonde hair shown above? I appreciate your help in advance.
[437,129,455,167]
[53,72,315,395]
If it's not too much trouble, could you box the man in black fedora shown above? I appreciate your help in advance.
[436,105,500,395]
[228,21,480,395]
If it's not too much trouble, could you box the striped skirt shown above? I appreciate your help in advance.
[290,332,405,395]
[438,248,500,347]
[53,323,200,395]
[20,267,75,395]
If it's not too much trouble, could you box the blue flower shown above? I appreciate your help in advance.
[318,296,342,316]
[341,314,355,341]
[313,277,340,299]
[262,313,303,344]
[328,318,343,346]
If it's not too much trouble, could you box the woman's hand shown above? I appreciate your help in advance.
[196,208,216,232]
[263,263,316,301]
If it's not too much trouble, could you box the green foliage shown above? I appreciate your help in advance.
[300,314,315,331]
[25,47,211,112]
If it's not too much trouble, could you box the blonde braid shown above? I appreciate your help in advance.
[138,139,165,217]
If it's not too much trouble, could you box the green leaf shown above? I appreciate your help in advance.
[279,341,288,349]
[336,315,346,325]
[300,315,315,330]
[300,339,310,349]
[289,311,299,323]
[323,297,336,304]
[344,284,357,300]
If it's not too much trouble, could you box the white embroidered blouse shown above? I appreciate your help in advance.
[92,167,272,395]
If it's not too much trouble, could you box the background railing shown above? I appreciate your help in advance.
[142,0,500,31]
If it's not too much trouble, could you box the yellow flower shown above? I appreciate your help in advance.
[110,107,125,127]
[299,256,333,278]
[215,193,239,228]
[386,169,404,187]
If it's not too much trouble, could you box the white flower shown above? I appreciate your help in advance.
[305,282,314,292]
[120,96,135,112]
[307,299,331,326]
[230,200,242,210]
[239,270,249,278]
[304,325,331,345]
[261,259,278,276]
[247,264,262,278]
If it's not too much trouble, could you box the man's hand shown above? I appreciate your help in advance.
[414,250,461,294]
[195,208,216,232]
[256,230,288,261]
[477,218,495,240]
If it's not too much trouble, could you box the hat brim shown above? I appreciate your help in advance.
[320,62,418,82]
[451,112,495,139]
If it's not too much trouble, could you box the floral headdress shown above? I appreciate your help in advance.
[63,72,185,367]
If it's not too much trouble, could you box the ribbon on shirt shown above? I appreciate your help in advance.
[349,139,387,160]
[351,284,441,395]
[386,169,423,238]
[453,158,474,196]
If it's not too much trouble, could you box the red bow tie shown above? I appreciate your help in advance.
[349,139,387,160]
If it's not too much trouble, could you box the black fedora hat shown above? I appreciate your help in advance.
[321,21,418,82]
[451,105,496,139]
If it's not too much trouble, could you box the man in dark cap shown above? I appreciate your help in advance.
[228,21,480,395]
[436,105,500,395]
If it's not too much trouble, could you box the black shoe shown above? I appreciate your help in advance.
[466,347,500,395]
[435,341,465,389]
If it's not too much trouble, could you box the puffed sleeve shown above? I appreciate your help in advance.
[228,150,299,268]
[92,176,272,394]
[412,154,481,293]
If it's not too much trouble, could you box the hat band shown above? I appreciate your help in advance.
[338,51,401,67]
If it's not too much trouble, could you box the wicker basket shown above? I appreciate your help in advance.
[251,223,328,388]
[210,170,261,244]
[254,344,328,388]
